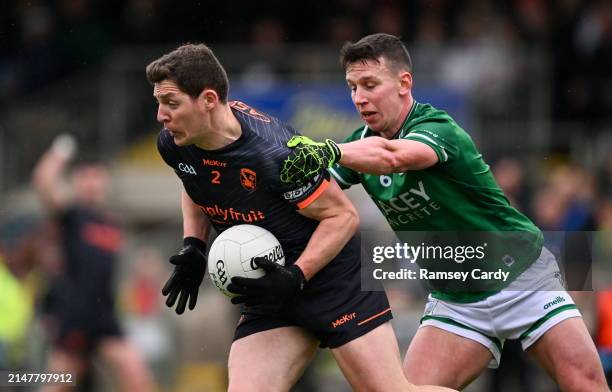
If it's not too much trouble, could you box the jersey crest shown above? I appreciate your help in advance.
[240,168,257,191]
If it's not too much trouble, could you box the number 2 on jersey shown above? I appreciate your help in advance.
[211,170,221,184]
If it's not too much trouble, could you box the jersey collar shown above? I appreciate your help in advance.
[359,100,418,140]
[396,100,417,139]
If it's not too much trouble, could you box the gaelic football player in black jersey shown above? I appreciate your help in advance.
[147,44,455,392]
[32,136,154,391]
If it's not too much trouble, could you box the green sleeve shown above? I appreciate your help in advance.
[328,164,358,189]
[402,122,462,164]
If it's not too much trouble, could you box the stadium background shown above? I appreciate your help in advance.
[0,0,610,391]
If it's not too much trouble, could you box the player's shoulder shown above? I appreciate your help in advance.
[230,101,298,146]
[230,101,301,163]
[230,101,276,126]
[403,102,468,141]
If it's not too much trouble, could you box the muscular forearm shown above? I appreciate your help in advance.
[338,137,437,174]
[181,189,210,241]
[294,210,358,280]
[339,137,397,174]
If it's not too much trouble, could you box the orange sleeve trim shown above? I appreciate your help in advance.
[357,308,392,326]
[296,179,330,210]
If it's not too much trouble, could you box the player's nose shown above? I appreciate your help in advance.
[157,106,170,123]
[353,88,368,106]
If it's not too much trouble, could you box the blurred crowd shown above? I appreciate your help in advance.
[0,0,611,391]
[1,0,611,125]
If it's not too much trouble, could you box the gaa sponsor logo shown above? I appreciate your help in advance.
[178,163,197,175]
[214,260,228,286]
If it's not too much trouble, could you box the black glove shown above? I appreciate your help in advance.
[162,237,207,314]
[227,257,306,306]
[281,135,342,185]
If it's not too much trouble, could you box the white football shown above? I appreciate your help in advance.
[207,224,285,297]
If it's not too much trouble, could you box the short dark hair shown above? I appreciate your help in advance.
[340,33,412,72]
[146,43,229,102]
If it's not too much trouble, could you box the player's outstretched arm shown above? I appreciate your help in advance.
[32,134,77,212]
[283,135,438,184]
[338,137,438,174]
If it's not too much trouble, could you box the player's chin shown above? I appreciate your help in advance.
[172,135,188,146]
[365,121,383,133]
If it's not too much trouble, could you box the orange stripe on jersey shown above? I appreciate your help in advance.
[357,308,392,326]
[297,179,330,209]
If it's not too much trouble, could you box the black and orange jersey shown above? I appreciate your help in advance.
[44,205,122,317]
[157,101,337,264]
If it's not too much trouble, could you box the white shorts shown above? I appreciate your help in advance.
[419,247,581,368]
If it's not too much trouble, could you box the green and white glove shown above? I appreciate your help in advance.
[281,136,342,185]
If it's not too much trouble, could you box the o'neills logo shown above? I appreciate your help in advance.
[543,296,566,310]
[332,312,357,328]
[250,245,284,269]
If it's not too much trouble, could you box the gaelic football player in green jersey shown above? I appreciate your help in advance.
[282,33,608,391]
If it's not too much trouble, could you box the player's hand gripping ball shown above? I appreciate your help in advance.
[207,225,286,298]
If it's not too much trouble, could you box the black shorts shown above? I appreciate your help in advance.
[44,279,123,354]
[53,309,122,354]
[234,237,392,349]
[44,291,122,354]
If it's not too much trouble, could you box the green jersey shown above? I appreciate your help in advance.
[331,102,543,302]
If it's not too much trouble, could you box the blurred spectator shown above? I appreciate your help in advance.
[55,0,110,68]
[439,1,521,119]
[122,247,171,353]
[532,163,596,290]
[595,290,612,386]
[239,18,287,93]
[369,3,404,37]
[492,157,529,210]
[122,246,174,387]
[121,0,161,43]
[328,15,362,46]
[594,194,612,386]
[0,256,34,373]
[0,216,41,371]
[32,134,154,392]
[551,0,612,125]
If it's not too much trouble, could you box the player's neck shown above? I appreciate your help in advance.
[194,104,242,150]
[381,96,414,139]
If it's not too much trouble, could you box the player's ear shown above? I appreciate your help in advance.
[199,89,219,110]
[398,71,412,96]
